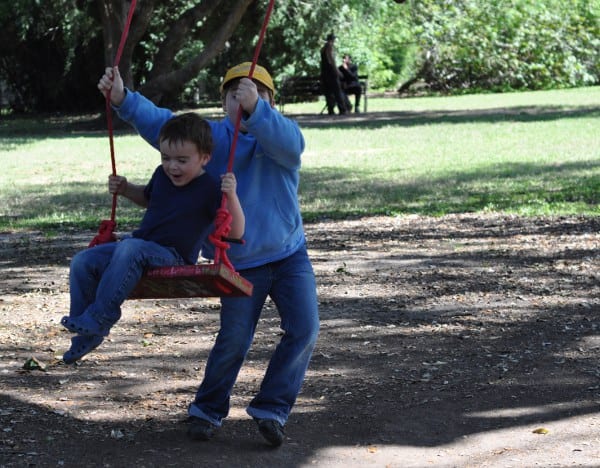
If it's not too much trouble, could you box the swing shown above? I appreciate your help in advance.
[91,0,275,299]
[128,263,252,299]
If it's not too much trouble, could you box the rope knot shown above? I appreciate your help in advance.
[208,207,234,270]
[88,220,117,247]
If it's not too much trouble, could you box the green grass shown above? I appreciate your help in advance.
[1,86,599,232]
[288,87,600,220]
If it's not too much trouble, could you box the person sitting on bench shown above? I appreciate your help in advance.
[339,54,362,113]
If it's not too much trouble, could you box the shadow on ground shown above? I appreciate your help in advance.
[1,215,599,467]
[290,105,600,129]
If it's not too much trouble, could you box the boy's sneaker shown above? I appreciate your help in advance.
[187,416,216,441]
[256,418,285,447]
[63,335,104,364]
[61,313,110,337]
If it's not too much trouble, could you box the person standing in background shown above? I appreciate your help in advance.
[320,33,348,115]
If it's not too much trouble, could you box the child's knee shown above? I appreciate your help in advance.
[70,249,91,273]
[304,317,320,346]
[112,238,145,263]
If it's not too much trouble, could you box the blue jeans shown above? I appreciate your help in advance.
[188,245,319,427]
[69,238,184,328]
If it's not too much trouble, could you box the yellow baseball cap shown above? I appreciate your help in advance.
[220,62,275,94]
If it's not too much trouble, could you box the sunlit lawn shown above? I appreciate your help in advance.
[1,86,598,232]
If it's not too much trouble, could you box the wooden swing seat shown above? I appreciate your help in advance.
[129,263,253,299]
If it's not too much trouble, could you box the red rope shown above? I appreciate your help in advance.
[211,0,275,266]
[89,0,137,247]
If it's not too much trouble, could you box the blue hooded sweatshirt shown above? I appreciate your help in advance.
[115,90,306,270]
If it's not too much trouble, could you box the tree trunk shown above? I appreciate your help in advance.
[97,0,155,89]
[149,0,223,81]
[140,0,253,103]
[97,0,252,104]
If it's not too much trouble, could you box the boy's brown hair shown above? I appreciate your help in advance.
[160,113,213,155]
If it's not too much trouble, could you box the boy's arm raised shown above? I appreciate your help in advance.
[98,67,174,150]
[243,99,305,170]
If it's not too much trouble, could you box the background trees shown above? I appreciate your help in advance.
[0,0,598,113]
[406,0,600,93]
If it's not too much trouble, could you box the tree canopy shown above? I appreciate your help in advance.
[0,0,598,113]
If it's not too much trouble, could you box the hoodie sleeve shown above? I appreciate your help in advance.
[242,99,305,171]
[115,89,175,149]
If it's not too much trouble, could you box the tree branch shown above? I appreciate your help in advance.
[139,0,253,102]
[150,0,222,79]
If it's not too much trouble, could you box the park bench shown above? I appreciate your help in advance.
[279,75,368,114]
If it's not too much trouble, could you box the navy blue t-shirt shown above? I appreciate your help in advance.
[132,166,220,264]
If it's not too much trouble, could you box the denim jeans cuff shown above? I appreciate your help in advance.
[188,403,222,427]
[246,406,286,426]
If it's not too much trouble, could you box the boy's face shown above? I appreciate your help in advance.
[159,139,210,187]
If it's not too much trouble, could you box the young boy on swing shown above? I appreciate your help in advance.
[60,112,244,363]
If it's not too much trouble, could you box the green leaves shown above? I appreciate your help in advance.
[407,0,600,93]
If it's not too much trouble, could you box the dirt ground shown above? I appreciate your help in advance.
[0,214,599,467]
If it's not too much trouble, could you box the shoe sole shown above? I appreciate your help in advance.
[187,419,216,441]
[258,424,284,447]
[187,429,214,441]
[63,335,104,364]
